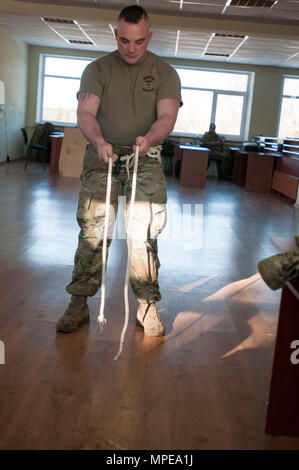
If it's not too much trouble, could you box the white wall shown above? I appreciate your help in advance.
[0,26,28,162]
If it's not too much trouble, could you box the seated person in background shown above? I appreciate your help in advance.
[202,123,233,180]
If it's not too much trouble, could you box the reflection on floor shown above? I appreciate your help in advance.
[0,160,299,450]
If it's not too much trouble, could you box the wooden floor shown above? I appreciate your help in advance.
[1,159,299,450]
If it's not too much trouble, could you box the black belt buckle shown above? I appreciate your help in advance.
[113,156,123,176]
[114,144,133,156]
[112,145,133,176]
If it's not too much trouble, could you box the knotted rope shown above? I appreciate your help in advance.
[114,145,140,361]
[97,156,113,331]
[97,145,162,360]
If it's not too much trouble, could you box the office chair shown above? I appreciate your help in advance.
[21,126,51,170]
[161,140,174,176]
[21,127,28,149]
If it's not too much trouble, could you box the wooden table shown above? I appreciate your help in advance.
[179,145,210,187]
[233,150,248,186]
[265,237,299,437]
[272,152,299,200]
[245,152,277,192]
[233,150,282,192]
[49,132,64,175]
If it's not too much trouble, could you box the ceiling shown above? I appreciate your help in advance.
[0,0,299,68]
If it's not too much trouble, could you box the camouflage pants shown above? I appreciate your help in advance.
[66,145,167,303]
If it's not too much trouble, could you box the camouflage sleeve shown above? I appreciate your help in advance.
[257,250,299,290]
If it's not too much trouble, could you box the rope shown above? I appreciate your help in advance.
[97,145,161,359]
[118,145,162,182]
[97,156,113,330]
[114,145,140,361]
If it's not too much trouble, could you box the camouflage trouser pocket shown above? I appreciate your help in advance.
[149,203,167,239]
[76,179,117,241]
[67,182,117,296]
[76,186,92,221]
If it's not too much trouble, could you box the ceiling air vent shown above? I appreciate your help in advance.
[215,33,246,39]
[230,0,276,7]
[42,18,76,24]
[68,39,93,45]
[205,52,230,57]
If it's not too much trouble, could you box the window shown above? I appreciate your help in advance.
[278,75,299,139]
[173,67,253,140]
[37,55,93,125]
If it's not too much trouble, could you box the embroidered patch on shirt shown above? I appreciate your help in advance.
[142,75,155,92]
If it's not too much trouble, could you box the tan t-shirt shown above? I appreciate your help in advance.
[78,50,182,146]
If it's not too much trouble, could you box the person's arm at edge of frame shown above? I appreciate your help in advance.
[76,91,116,164]
[134,98,180,157]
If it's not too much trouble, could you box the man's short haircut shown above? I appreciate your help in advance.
[118,5,149,23]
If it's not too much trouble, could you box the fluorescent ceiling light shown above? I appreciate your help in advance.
[202,32,215,57]
[286,51,299,61]
[41,17,70,44]
[222,0,232,14]
[75,21,96,46]
[169,1,223,5]
[229,35,249,59]
[109,23,115,37]
[175,29,181,56]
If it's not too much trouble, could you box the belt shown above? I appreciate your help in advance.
[86,142,133,156]
[86,142,162,179]
[112,144,134,157]
[112,145,135,177]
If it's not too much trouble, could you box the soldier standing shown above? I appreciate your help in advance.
[57,5,182,336]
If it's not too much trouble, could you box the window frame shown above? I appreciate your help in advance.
[172,65,253,141]
[277,74,299,140]
[36,53,93,127]
[36,55,254,138]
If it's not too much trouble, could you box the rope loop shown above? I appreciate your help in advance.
[114,145,140,361]
[97,145,162,360]
[97,157,113,327]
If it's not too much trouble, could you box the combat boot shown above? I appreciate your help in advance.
[136,302,165,337]
[56,295,90,333]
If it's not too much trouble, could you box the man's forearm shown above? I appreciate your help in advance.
[144,115,176,147]
[77,111,106,149]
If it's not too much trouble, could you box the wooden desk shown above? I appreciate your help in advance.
[245,152,276,192]
[233,150,248,186]
[265,237,299,437]
[179,145,210,187]
[272,149,299,200]
[49,132,64,175]
[233,150,282,192]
